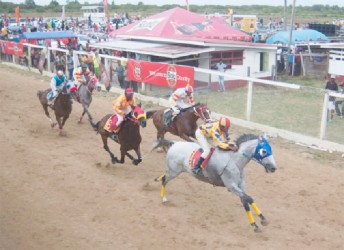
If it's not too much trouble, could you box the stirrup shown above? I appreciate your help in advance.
[110,133,118,141]
[48,104,55,110]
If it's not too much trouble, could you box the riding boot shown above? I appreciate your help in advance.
[192,157,205,175]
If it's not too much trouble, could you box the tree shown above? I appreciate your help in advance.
[112,0,115,7]
[24,0,36,9]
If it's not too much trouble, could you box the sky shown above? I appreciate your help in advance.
[7,0,344,7]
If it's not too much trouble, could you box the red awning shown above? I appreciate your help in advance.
[110,7,251,42]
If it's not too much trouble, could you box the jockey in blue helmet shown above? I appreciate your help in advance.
[47,70,66,107]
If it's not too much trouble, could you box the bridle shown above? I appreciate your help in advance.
[193,104,212,123]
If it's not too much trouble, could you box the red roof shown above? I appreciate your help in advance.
[110,7,251,42]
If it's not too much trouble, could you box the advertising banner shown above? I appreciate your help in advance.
[0,41,24,57]
[127,59,194,89]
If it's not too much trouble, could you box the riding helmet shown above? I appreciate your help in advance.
[125,88,134,99]
[219,117,230,131]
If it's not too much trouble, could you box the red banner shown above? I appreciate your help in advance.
[127,59,194,89]
[0,41,24,57]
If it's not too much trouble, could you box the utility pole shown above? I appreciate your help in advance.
[285,0,296,75]
[284,0,287,30]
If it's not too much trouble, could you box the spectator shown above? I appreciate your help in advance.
[325,75,339,121]
[335,82,344,118]
[114,60,125,89]
[49,50,55,73]
[66,53,74,80]
[55,52,65,73]
[215,60,227,92]
[92,51,101,79]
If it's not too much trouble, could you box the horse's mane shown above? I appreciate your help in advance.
[182,102,204,111]
[235,134,259,147]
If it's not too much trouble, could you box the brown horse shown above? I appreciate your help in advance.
[147,103,212,142]
[37,84,77,135]
[89,105,149,165]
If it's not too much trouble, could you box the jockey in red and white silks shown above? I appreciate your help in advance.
[168,85,195,117]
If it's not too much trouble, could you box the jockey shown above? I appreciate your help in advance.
[111,88,137,130]
[47,70,66,108]
[74,63,92,89]
[169,84,195,119]
[193,117,238,175]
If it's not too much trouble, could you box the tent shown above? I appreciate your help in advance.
[266,29,328,45]
[110,7,251,42]
[20,31,77,40]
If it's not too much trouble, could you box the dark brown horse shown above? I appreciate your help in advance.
[147,103,212,142]
[89,105,148,165]
[37,84,76,135]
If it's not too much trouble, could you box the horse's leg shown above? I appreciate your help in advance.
[131,146,142,165]
[102,134,118,164]
[179,133,194,142]
[220,170,262,233]
[42,104,56,127]
[154,161,183,203]
[119,149,126,164]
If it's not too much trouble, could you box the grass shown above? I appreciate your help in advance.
[195,77,344,145]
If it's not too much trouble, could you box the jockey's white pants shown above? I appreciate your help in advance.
[171,106,180,116]
[115,107,131,126]
[47,84,64,102]
[195,128,216,158]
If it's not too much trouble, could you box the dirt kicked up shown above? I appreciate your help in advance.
[0,65,343,250]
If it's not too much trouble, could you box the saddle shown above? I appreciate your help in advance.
[104,115,123,134]
[189,148,215,170]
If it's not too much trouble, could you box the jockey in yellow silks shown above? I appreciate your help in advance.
[112,88,137,129]
[47,70,67,107]
[168,84,195,119]
[193,117,238,175]
[74,63,92,89]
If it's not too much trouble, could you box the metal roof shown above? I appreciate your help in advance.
[21,31,77,40]
[89,40,215,58]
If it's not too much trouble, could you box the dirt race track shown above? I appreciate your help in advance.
[1,65,344,250]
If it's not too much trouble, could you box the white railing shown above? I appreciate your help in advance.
[1,42,344,152]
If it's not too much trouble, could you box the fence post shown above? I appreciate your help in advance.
[320,93,329,139]
[28,45,32,68]
[246,67,253,121]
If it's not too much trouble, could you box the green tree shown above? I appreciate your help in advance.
[24,0,36,9]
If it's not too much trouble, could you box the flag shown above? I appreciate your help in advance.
[61,5,65,20]
[15,7,20,25]
[186,0,189,11]
[103,0,110,34]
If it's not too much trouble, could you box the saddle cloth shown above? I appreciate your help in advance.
[104,115,122,133]
[189,148,215,170]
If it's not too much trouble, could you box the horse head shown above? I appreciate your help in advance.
[86,75,101,92]
[193,103,213,123]
[65,80,78,102]
[130,104,147,128]
[237,134,277,173]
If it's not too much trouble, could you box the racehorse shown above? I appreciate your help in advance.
[153,134,277,232]
[76,75,101,123]
[37,82,77,135]
[89,105,148,165]
[146,103,212,142]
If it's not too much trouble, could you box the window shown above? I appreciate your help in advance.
[259,52,269,72]
[210,50,244,69]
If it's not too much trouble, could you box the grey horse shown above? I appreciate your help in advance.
[153,134,277,232]
[76,75,101,123]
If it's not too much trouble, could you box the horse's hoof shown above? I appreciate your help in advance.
[261,219,269,226]
[162,197,168,203]
[51,123,56,128]
[133,159,142,165]
[111,158,117,164]
[253,226,262,233]
[59,130,66,136]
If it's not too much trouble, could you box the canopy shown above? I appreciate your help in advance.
[110,7,251,42]
[20,31,77,40]
[266,29,328,45]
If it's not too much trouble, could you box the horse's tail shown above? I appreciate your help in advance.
[146,110,158,119]
[151,139,175,152]
[89,117,100,132]
[37,90,43,98]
